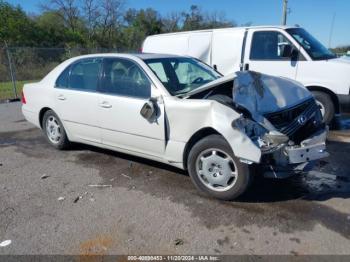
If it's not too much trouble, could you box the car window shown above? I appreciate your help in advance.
[145,58,220,95]
[148,62,168,83]
[68,58,102,91]
[55,67,70,88]
[101,58,151,99]
[250,31,294,60]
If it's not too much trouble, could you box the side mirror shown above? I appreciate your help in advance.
[281,44,299,61]
[140,99,157,121]
[281,44,293,58]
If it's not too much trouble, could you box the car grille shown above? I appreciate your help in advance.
[264,99,321,142]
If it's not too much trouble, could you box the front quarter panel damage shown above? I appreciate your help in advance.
[164,97,262,167]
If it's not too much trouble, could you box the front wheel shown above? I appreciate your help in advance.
[312,91,335,124]
[187,135,251,200]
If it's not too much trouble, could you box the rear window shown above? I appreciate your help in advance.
[55,58,102,91]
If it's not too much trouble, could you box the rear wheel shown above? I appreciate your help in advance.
[312,91,335,124]
[187,135,251,200]
[42,110,70,150]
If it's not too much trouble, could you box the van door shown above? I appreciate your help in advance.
[187,32,212,65]
[244,29,302,79]
[211,29,245,75]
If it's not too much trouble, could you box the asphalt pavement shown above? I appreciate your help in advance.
[0,102,350,255]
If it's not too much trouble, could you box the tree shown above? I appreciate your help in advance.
[0,1,38,46]
[41,0,80,32]
[121,8,163,50]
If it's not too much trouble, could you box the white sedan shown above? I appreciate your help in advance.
[22,53,328,200]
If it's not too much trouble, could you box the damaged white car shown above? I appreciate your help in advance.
[22,54,329,200]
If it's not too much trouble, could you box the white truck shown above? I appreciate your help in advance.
[142,26,350,124]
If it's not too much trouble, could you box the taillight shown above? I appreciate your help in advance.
[21,90,26,104]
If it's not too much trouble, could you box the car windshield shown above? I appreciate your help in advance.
[144,57,221,96]
[286,28,337,60]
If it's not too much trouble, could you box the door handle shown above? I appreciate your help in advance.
[244,63,249,71]
[57,94,66,100]
[99,101,112,108]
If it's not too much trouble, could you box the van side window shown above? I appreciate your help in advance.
[101,58,151,99]
[250,31,294,60]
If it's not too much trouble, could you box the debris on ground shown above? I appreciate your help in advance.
[121,173,131,179]
[88,184,112,188]
[0,163,3,167]
[89,197,95,202]
[109,177,117,182]
[174,239,184,246]
[128,185,136,191]
[57,197,65,201]
[0,240,11,247]
[40,174,50,179]
[128,162,133,168]
[74,195,82,203]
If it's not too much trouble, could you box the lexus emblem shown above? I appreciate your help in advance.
[297,115,307,125]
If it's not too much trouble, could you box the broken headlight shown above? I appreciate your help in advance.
[232,117,289,153]
[232,117,268,140]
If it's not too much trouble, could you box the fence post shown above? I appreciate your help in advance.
[4,41,18,100]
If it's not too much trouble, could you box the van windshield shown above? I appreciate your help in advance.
[144,57,221,96]
[286,28,336,60]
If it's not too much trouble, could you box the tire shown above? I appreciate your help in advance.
[42,110,70,150]
[187,134,251,200]
[312,91,335,124]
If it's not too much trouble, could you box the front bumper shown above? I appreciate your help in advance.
[262,128,329,178]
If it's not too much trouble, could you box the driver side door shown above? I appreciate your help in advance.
[245,29,301,79]
[97,57,166,158]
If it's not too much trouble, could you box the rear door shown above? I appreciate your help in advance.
[97,57,166,158]
[54,58,102,143]
[244,29,301,79]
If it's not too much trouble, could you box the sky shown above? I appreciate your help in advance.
[7,0,350,47]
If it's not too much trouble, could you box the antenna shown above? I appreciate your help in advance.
[328,12,336,48]
[282,0,288,25]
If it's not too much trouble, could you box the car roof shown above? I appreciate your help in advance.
[67,53,185,62]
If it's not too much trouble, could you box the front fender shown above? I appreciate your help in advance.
[164,98,261,164]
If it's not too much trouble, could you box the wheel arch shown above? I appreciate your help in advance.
[182,127,222,170]
[39,107,53,129]
[306,86,340,114]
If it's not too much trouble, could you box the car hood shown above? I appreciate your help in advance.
[186,71,312,114]
[233,71,312,115]
[328,57,350,65]
[186,71,313,130]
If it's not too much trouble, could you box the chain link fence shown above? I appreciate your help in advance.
[0,47,125,102]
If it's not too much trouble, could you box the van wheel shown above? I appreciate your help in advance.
[42,110,70,150]
[187,135,251,200]
[312,91,334,124]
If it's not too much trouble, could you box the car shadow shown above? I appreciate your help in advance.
[68,139,350,204]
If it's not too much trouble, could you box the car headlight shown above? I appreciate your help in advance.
[232,116,289,153]
[232,117,268,140]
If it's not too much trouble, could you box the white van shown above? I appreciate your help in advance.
[142,26,350,123]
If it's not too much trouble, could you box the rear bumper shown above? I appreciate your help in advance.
[338,94,350,113]
[263,128,329,178]
[22,107,40,128]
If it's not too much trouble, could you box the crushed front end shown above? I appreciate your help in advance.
[232,71,329,178]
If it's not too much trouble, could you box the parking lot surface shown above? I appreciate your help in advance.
[0,102,350,255]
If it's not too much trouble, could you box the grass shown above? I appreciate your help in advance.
[0,80,38,101]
